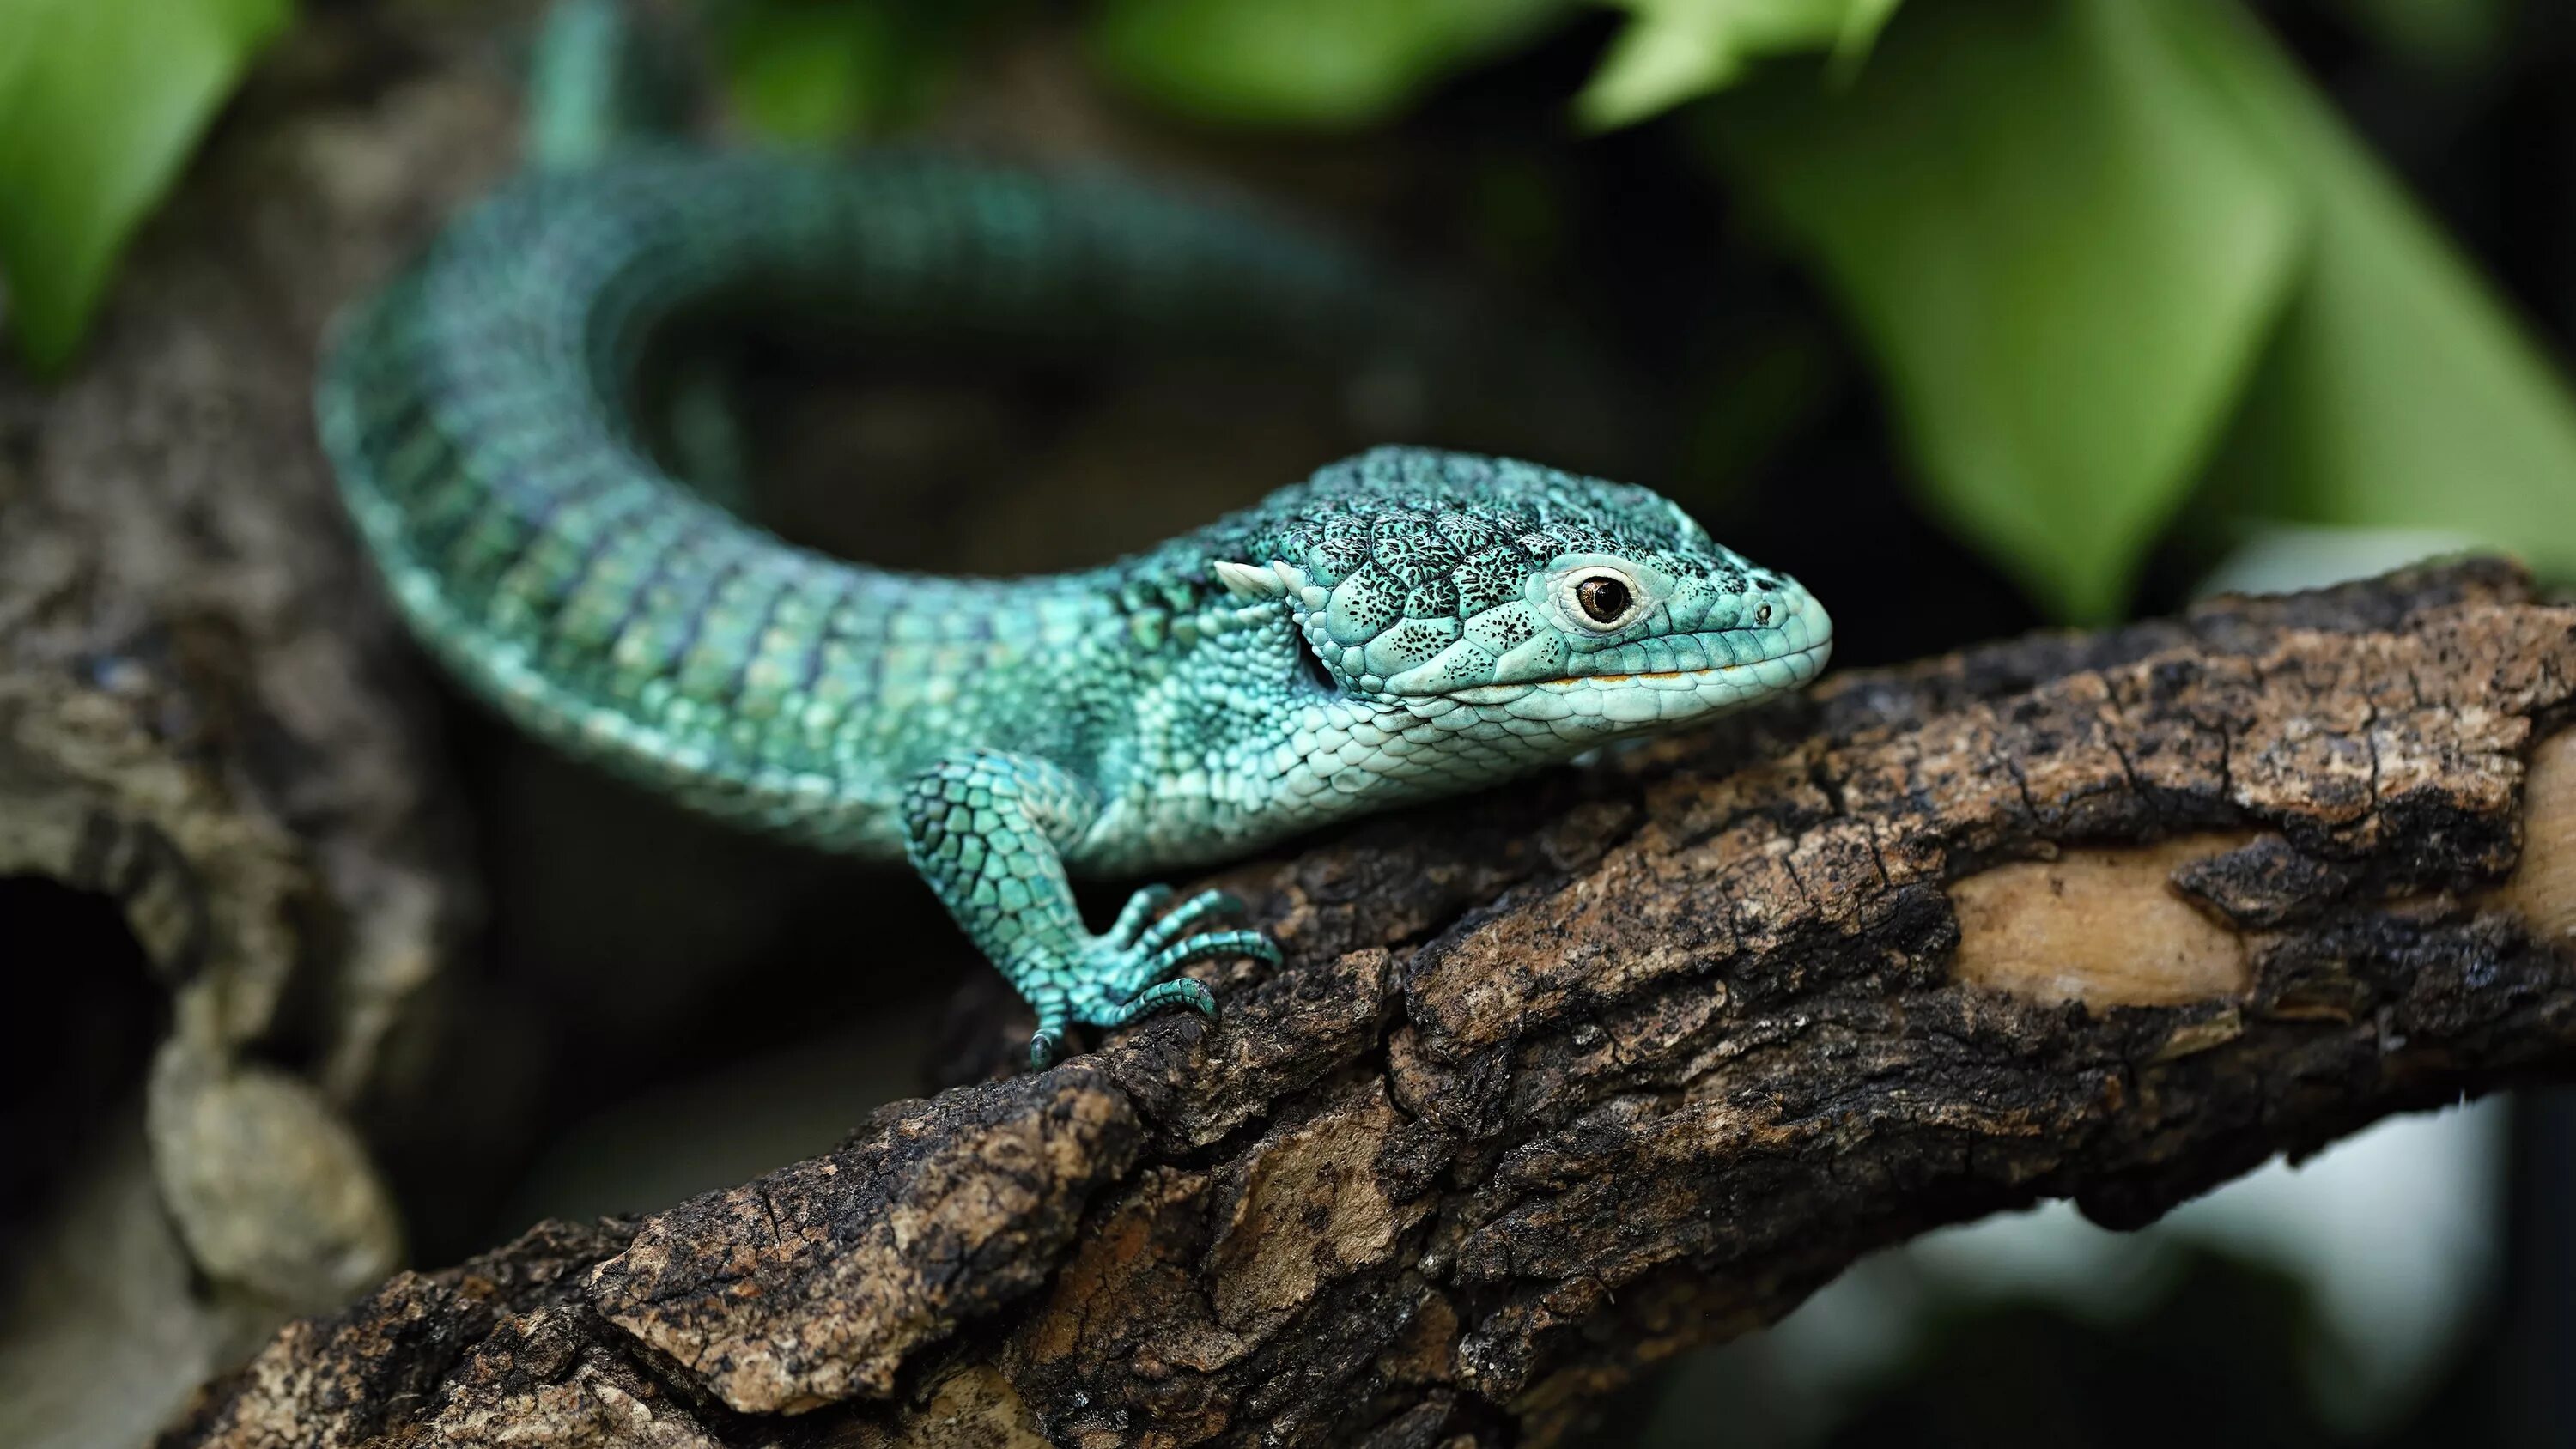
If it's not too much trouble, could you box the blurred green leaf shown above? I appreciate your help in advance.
[1089,0,1572,129]
[1704,0,2302,622]
[0,0,289,372]
[716,0,961,142]
[2330,0,2512,70]
[1577,0,1904,130]
[2176,0,2576,582]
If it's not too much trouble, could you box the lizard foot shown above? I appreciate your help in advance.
[1024,888,1283,1069]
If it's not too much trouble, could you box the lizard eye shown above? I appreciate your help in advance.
[1566,570,1644,631]
[1577,577,1631,623]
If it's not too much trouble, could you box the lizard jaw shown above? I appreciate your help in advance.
[1440,638,1833,708]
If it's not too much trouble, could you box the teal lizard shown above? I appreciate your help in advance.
[315,3,1833,1069]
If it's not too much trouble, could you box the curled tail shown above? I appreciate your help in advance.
[524,0,697,169]
[315,150,1431,850]
[317,0,1558,852]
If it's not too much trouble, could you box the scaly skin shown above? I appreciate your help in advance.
[317,149,1833,1067]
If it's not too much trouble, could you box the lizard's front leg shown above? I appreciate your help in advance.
[901,749,1282,1069]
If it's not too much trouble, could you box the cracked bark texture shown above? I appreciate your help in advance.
[166,559,2576,1448]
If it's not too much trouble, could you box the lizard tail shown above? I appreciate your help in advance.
[525,0,698,171]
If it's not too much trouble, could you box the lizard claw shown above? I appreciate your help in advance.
[1012,887,1276,1065]
[1069,897,1279,1033]
[1027,991,1072,1070]
[1091,975,1218,1028]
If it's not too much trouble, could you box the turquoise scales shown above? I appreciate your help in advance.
[318,149,1835,1067]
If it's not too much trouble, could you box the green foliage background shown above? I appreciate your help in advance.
[0,0,288,369]
[3,0,2569,625]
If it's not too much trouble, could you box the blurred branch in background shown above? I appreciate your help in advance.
[1629,1100,2510,1446]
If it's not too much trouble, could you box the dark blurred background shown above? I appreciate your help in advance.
[9,0,2576,1443]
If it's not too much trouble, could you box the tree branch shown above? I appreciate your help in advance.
[166,559,2576,1448]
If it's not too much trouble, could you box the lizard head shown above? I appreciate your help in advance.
[1200,446,1831,784]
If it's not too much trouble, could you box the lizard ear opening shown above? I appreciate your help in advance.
[1212,559,1288,601]
[1293,627,1340,694]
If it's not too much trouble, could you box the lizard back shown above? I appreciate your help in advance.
[318,151,1419,856]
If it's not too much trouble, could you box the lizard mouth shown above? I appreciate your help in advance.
[1439,638,1833,705]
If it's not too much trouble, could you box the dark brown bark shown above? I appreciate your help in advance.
[161,558,2576,1448]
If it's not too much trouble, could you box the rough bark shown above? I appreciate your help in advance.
[162,559,2576,1448]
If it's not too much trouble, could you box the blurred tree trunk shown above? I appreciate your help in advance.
[163,558,2576,1447]
[0,9,517,1447]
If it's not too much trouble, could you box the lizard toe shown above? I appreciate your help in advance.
[1084,974,1220,1029]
